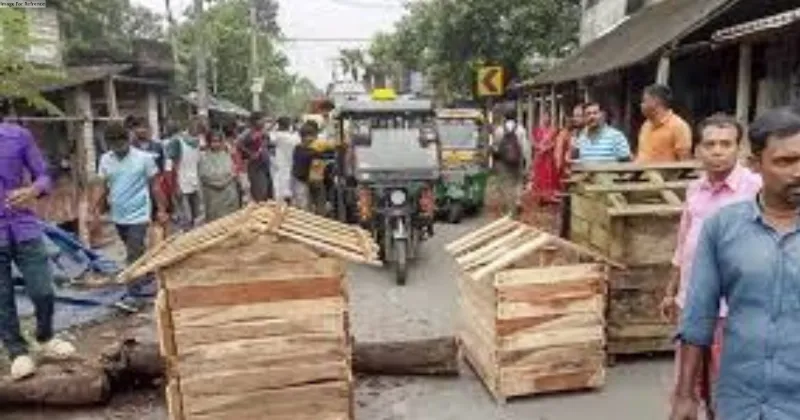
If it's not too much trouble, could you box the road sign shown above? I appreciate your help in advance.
[477,66,504,97]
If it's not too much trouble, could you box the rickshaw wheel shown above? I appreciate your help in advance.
[395,240,408,286]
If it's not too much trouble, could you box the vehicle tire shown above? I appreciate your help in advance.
[394,240,408,286]
[447,202,464,224]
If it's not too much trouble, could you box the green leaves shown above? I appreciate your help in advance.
[368,0,580,101]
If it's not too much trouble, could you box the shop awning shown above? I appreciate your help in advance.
[712,6,800,43]
[523,0,736,87]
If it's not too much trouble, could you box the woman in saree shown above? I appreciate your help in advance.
[199,131,241,222]
[530,112,559,204]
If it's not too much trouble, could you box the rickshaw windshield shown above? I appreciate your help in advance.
[436,119,478,149]
[354,128,439,172]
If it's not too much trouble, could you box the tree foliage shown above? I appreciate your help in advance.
[367,0,581,101]
[0,8,63,112]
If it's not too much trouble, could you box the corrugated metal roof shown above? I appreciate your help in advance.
[528,0,736,86]
[712,6,800,42]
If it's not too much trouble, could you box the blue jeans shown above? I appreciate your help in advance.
[115,223,155,298]
[0,238,55,358]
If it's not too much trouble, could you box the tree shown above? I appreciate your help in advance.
[369,0,581,101]
[55,0,164,63]
[0,8,63,112]
[339,48,365,82]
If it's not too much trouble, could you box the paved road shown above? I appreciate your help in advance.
[351,218,677,420]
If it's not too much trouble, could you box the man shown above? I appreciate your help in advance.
[95,122,168,308]
[0,105,75,381]
[271,117,301,204]
[292,122,317,211]
[168,118,203,229]
[131,118,175,221]
[671,107,800,420]
[488,113,532,216]
[637,84,693,163]
[237,112,273,202]
[553,104,585,177]
[573,102,631,163]
[662,114,761,419]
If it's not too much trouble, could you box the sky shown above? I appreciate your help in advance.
[131,0,407,89]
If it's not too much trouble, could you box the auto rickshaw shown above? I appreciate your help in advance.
[434,108,489,223]
[333,89,440,285]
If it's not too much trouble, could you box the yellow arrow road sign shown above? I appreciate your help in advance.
[477,66,504,97]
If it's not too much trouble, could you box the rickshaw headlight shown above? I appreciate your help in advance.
[390,190,407,206]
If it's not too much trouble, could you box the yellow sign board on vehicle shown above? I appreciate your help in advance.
[477,66,504,97]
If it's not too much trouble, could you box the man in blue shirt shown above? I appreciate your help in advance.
[95,122,167,309]
[672,107,800,420]
[573,102,631,163]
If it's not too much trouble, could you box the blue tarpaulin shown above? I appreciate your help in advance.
[14,221,128,332]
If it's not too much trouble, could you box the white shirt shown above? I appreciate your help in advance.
[177,138,201,194]
[270,130,301,199]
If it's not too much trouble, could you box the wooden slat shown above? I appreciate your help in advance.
[172,297,345,329]
[594,173,627,210]
[581,179,691,193]
[572,160,702,174]
[607,204,684,217]
[166,380,185,420]
[168,277,343,309]
[644,170,683,205]
[276,228,381,266]
[470,234,550,281]
[495,264,605,287]
[458,229,531,272]
[446,216,515,255]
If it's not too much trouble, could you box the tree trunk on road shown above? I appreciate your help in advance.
[353,336,460,376]
[0,359,110,406]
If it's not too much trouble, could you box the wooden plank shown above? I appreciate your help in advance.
[156,290,177,358]
[180,361,349,397]
[582,180,692,193]
[279,222,367,256]
[471,234,550,281]
[276,228,381,266]
[499,325,605,353]
[495,264,605,287]
[498,295,605,320]
[644,170,683,205]
[594,173,627,211]
[496,312,603,338]
[499,340,604,368]
[183,380,350,419]
[456,227,528,268]
[166,379,185,420]
[499,367,605,398]
[446,216,516,254]
[172,297,345,329]
[608,204,683,217]
[168,277,343,309]
[174,312,346,348]
[178,334,347,368]
[572,160,702,174]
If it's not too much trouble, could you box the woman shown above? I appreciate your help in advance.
[199,132,241,222]
[530,112,559,204]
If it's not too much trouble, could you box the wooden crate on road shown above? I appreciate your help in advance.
[118,203,380,420]
[567,162,701,356]
[446,217,622,402]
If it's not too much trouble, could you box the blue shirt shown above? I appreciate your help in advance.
[679,200,800,420]
[575,125,631,162]
[98,148,158,225]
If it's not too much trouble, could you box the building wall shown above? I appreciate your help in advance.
[580,0,667,45]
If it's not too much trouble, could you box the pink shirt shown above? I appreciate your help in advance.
[672,164,762,313]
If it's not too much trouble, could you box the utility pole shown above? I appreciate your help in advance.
[165,0,179,86]
[250,2,262,112]
[194,0,209,118]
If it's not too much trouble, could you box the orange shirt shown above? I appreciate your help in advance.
[636,111,692,163]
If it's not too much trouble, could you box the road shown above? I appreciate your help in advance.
[4,218,677,420]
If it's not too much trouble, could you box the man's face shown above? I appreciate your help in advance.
[571,107,585,129]
[697,125,739,174]
[111,140,130,159]
[751,132,800,206]
[585,105,602,129]
[133,126,149,141]
[640,92,659,119]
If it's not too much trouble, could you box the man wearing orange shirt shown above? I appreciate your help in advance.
[637,84,693,163]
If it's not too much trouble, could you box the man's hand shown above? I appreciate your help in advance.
[669,395,699,420]
[6,186,39,209]
[660,295,679,324]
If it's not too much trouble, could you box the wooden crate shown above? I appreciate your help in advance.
[119,203,380,420]
[446,217,621,402]
[567,161,701,355]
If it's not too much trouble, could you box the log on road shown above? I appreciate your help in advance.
[0,359,110,406]
[353,336,460,376]
[0,336,459,406]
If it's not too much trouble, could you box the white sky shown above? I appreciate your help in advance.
[131,0,406,88]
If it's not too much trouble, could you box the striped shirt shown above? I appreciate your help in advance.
[575,125,631,162]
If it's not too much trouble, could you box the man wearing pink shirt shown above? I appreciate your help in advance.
[661,114,762,419]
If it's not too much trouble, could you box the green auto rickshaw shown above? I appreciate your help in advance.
[434,108,489,223]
